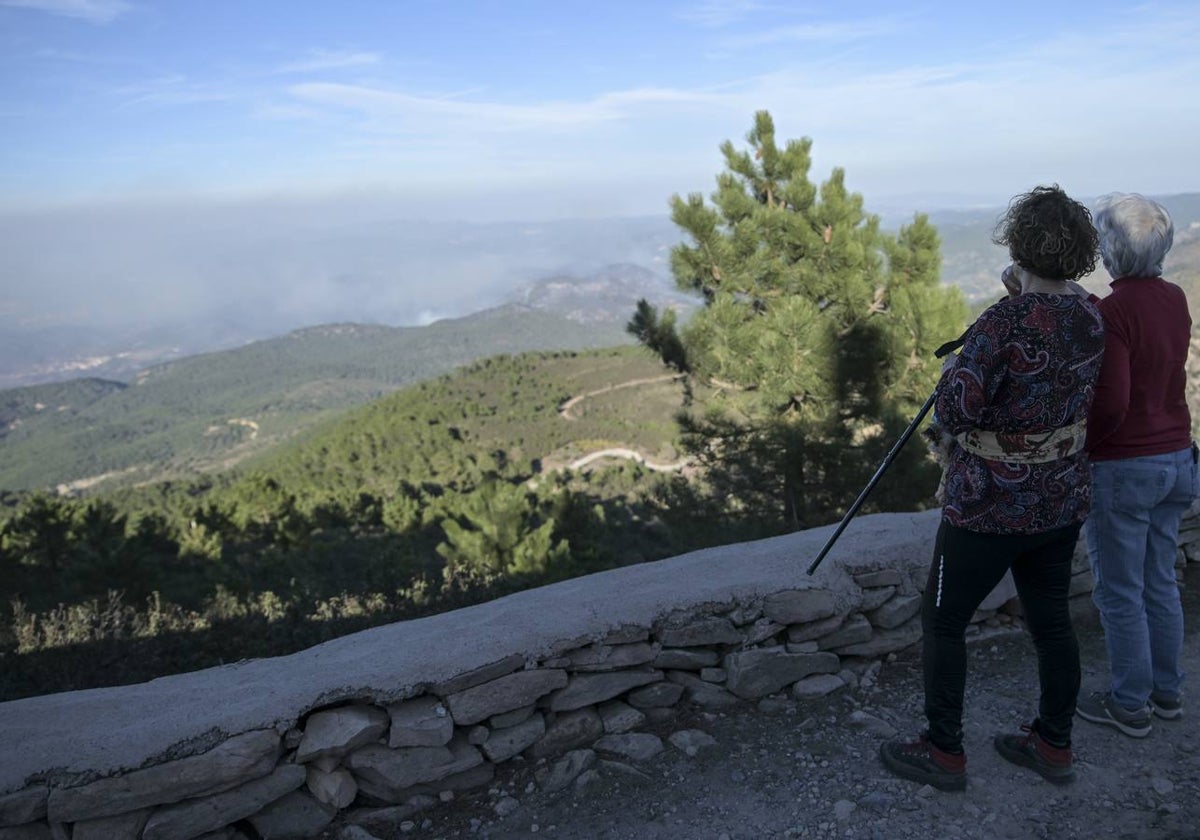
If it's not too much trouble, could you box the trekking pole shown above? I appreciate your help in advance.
[805,334,966,576]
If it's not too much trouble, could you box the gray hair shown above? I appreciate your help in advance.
[1093,192,1174,278]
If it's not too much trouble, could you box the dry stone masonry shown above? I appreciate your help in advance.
[2,506,1197,839]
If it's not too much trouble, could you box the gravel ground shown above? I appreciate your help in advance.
[334,573,1200,840]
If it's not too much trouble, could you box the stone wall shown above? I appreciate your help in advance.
[2,507,1197,840]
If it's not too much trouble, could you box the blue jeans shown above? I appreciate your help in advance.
[1085,446,1198,711]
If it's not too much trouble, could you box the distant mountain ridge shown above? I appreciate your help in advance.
[518,263,698,324]
[6,194,1199,493]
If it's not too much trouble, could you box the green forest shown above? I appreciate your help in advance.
[7,112,1198,703]
[0,308,633,492]
[0,348,758,699]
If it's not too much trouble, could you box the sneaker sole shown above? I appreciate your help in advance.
[1150,703,1183,721]
[992,737,1075,785]
[878,744,967,792]
[1075,707,1152,738]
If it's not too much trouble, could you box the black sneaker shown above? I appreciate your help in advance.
[993,724,1075,784]
[1076,690,1152,737]
[1150,691,1183,721]
[879,733,967,792]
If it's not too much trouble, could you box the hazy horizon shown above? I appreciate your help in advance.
[3,0,1199,382]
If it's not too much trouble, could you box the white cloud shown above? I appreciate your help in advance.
[112,75,235,107]
[725,17,899,48]
[732,19,1200,201]
[35,47,136,64]
[287,82,735,132]
[276,50,382,74]
[0,0,130,23]
[7,0,1197,212]
[267,4,1199,204]
[255,103,327,122]
[678,0,766,28]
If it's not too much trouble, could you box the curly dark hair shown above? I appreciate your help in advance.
[992,185,1099,281]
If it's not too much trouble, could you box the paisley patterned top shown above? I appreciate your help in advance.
[934,293,1105,534]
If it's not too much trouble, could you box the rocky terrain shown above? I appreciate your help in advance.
[325,579,1200,840]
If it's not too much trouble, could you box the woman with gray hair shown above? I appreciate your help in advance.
[1077,193,1197,737]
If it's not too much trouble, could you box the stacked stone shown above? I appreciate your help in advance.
[1177,505,1200,572]
[0,573,929,839]
[0,730,306,840]
[996,513,1198,622]
[8,527,1180,840]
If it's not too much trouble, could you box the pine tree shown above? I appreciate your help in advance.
[436,478,569,588]
[632,111,967,528]
[0,493,74,575]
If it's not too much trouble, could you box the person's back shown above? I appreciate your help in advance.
[1087,275,1191,459]
[1078,192,1197,738]
[939,292,1104,533]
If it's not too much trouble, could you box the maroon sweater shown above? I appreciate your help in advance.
[1086,276,1193,460]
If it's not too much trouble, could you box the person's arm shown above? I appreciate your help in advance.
[1086,315,1130,449]
[934,306,1011,434]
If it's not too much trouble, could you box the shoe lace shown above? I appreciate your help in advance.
[901,734,933,756]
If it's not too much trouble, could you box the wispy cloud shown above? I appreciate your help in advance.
[678,0,765,28]
[287,82,734,132]
[276,50,381,74]
[112,75,235,107]
[725,17,898,48]
[270,5,1197,199]
[0,0,130,23]
[34,46,145,67]
[255,103,328,122]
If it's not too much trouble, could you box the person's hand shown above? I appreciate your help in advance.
[1001,264,1021,298]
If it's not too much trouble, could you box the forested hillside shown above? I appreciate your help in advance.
[1,378,125,439]
[0,347,762,699]
[0,306,634,492]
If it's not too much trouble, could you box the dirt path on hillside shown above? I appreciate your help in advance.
[343,575,1200,840]
[546,373,692,476]
[558,375,685,421]
[565,448,689,472]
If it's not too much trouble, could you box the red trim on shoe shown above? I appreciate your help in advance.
[898,734,967,772]
[881,733,969,792]
[1031,730,1072,767]
[930,742,967,773]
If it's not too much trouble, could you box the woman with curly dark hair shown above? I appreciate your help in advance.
[881,185,1105,790]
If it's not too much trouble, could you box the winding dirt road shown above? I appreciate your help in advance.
[558,374,685,421]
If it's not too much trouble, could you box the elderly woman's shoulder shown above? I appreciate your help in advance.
[978,292,1102,325]
[1165,277,1190,299]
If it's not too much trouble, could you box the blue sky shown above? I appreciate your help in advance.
[1,0,1199,218]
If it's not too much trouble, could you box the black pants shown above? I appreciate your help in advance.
[923,519,1082,752]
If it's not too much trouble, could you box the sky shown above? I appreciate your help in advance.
[2,0,1199,218]
[2,0,1200,364]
